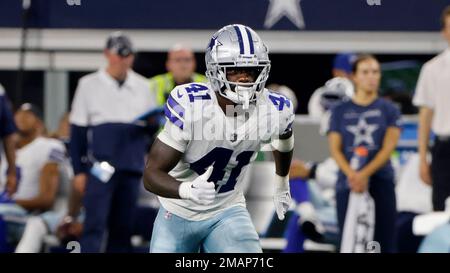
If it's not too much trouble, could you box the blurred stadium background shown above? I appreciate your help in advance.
[0,0,449,253]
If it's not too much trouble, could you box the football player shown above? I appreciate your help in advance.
[0,104,66,252]
[143,24,294,253]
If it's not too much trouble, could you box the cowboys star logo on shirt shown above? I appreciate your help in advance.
[346,117,379,147]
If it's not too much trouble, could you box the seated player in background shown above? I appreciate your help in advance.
[144,24,294,253]
[15,112,74,253]
[0,104,66,252]
[15,109,159,252]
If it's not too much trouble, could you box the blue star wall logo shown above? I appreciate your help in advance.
[264,0,305,29]
[0,1,441,31]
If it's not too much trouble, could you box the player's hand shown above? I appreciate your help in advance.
[273,174,291,220]
[179,166,216,205]
[73,173,87,194]
[419,160,432,186]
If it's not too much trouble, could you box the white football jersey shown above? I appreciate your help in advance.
[157,82,294,221]
[0,137,66,202]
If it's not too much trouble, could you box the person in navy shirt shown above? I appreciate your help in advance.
[327,55,401,253]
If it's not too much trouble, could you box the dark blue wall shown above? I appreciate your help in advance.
[0,0,448,31]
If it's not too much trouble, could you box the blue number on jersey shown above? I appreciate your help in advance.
[268,93,291,111]
[185,84,211,102]
[190,147,254,194]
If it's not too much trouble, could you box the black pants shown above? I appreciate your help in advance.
[431,138,450,211]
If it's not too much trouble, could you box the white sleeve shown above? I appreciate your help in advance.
[47,140,66,164]
[413,63,434,109]
[156,86,192,152]
[69,79,90,126]
[308,87,325,119]
[157,122,190,153]
[278,98,295,136]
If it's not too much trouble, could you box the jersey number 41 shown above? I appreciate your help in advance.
[190,147,254,194]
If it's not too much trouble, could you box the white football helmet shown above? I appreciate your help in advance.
[308,77,354,119]
[308,77,354,135]
[205,24,271,109]
[319,77,354,111]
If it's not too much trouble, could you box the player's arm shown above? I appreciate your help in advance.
[142,83,187,198]
[360,127,401,177]
[144,84,216,205]
[269,94,296,220]
[143,138,184,199]
[271,130,294,220]
[143,138,216,205]
[15,162,59,211]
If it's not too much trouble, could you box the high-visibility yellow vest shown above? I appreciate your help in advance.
[149,72,207,106]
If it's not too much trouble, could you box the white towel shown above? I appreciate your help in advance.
[340,191,375,253]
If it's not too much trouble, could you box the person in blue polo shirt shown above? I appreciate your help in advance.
[327,54,401,253]
[69,32,157,253]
